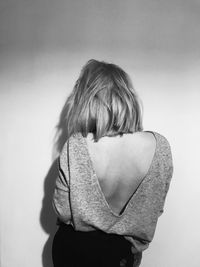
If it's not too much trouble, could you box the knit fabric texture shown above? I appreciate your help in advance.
[53,131,173,253]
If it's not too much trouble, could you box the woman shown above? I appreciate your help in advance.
[52,59,173,267]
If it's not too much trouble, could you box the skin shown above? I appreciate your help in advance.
[86,131,156,215]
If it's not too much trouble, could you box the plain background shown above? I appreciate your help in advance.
[0,1,200,266]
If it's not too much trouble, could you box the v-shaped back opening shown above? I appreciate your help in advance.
[82,131,158,217]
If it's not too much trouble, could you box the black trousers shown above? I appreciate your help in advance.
[52,223,135,267]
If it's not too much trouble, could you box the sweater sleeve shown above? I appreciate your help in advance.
[52,142,71,223]
[159,139,173,215]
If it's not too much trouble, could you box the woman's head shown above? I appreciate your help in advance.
[62,59,143,141]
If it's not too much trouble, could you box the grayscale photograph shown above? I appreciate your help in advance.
[0,1,199,267]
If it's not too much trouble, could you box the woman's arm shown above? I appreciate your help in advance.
[52,145,71,223]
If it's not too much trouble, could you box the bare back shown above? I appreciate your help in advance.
[86,132,157,215]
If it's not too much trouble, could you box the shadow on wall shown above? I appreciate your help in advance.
[40,105,70,267]
[40,159,58,267]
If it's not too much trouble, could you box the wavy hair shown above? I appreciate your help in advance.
[54,59,143,156]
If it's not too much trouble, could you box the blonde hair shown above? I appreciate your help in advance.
[59,59,143,143]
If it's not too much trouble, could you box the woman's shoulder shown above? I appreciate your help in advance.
[151,131,173,156]
[121,131,165,151]
[138,130,169,142]
[140,131,172,151]
[147,131,173,172]
[60,133,87,160]
[132,131,173,163]
[61,133,83,150]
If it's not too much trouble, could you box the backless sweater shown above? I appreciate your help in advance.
[52,131,173,253]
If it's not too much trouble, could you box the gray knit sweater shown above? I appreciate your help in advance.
[52,131,173,253]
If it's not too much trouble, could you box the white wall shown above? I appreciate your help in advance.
[1,1,200,266]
